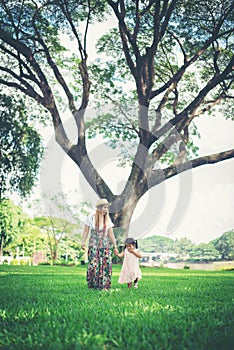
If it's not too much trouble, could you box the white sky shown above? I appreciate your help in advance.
[13,17,234,245]
[132,116,234,243]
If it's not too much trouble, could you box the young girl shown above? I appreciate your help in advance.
[118,238,142,288]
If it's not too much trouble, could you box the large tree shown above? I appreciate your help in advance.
[0,0,233,236]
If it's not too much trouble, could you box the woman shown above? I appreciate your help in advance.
[81,198,118,290]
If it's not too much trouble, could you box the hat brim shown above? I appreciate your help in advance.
[96,200,111,207]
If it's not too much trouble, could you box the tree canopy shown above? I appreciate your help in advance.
[0,0,233,236]
[0,94,44,198]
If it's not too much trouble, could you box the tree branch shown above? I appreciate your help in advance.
[149,88,231,171]
[191,93,228,117]
[68,144,115,200]
[0,28,73,152]
[132,0,140,42]
[0,77,45,106]
[170,148,234,176]
[54,2,91,113]
[103,94,140,136]
[151,82,177,133]
[149,148,234,188]
[175,54,234,132]
[150,8,233,100]
[148,53,234,147]
[140,0,155,16]
[107,0,138,77]
[0,44,41,86]
[0,28,54,105]
[32,8,77,114]
[151,128,181,162]
[167,29,188,64]
[159,0,177,41]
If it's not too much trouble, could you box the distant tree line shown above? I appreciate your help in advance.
[0,198,84,265]
[138,233,234,262]
[0,198,233,265]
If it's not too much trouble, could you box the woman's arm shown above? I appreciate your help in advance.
[81,224,90,250]
[108,227,118,255]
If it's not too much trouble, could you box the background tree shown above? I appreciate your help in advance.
[0,94,44,198]
[139,235,174,253]
[212,230,234,260]
[0,0,233,238]
[0,199,24,260]
[7,217,46,258]
[33,216,81,264]
[189,242,220,262]
[174,237,194,260]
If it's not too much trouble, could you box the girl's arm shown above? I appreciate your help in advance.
[117,251,124,258]
[129,249,142,258]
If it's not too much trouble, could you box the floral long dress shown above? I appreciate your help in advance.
[87,226,112,290]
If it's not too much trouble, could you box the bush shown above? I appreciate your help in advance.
[218,266,234,271]
[38,261,51,266]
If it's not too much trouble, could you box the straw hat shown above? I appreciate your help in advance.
[96,198,111,207]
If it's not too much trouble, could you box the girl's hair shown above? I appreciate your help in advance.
[124,237,138,249]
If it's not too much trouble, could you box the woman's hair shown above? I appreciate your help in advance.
[124,237,138,249]
[94,210,109,233]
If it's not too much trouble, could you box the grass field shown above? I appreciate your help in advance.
[0,265,233,350]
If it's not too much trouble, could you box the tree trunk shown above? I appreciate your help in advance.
[109,192,141,242]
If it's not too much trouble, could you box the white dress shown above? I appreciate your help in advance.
[118,248,142,284]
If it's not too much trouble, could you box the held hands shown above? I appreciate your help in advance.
[81,244,86,250]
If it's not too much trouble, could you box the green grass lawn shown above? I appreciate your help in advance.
[0,265,233,350]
